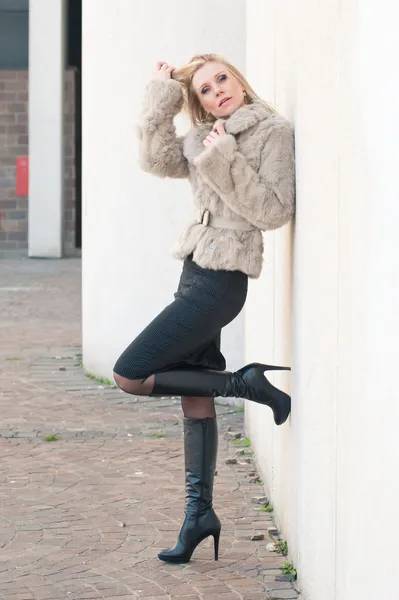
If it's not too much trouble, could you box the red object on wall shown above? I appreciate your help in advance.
[16,157,29,196]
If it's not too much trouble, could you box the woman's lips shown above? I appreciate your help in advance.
[219,97,232,107]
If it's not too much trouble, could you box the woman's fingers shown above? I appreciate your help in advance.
[212,123,226,135]
[154,62,174,79]
[205,132,218,143]
[203,130,222,148]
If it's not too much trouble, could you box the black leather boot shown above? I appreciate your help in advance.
[153,363,291,425]
[157,417,221,563]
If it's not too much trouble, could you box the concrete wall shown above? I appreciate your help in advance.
[245,1,399,599]
[82,0,246,379]
[29,0,67,258]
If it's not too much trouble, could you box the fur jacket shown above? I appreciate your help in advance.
[137,78,295,278]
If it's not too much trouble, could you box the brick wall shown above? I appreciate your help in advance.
[0,70,76,257]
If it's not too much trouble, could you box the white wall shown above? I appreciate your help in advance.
[245,1,399,599]
[29,0,65,257]
[82,0,246,378]
[334,3,399,597]
[245,0,295,557]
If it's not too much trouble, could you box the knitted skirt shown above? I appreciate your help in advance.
[113,255,248,380]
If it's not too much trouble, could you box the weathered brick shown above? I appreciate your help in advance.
[0,70,76,254]
[7,211,26,220]
[1,219,21,232]
[0,114,15,124]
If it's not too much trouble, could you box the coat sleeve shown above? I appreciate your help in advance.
[193,118,295,229]
[137,78,189,179]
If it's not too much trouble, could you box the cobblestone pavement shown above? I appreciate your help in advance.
[0,259,299,600]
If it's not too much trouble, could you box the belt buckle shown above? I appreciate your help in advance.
[198,209,210,227]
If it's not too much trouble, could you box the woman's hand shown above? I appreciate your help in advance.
[154,61,175,80]
[203,124,226,149]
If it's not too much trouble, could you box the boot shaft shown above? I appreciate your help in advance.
[184,417,218,514]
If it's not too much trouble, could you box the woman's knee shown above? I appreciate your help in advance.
[113,372,144,395]
[113,372,155,396]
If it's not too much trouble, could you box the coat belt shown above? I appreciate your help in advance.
[197,209,255,231]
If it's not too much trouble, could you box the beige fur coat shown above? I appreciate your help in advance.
[137,78,295,278]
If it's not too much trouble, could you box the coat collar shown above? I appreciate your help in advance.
[184,101,272,163]
[215,100,272,135]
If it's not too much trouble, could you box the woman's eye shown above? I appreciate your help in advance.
[219,74,227,82]
[201,87,210,95]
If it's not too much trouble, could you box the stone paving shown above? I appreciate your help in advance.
[0,258,300,600]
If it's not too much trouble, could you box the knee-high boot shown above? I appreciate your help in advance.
[158,417,221,563]
[152,363,291,426]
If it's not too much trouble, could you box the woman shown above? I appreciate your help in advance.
[113,54,295,563]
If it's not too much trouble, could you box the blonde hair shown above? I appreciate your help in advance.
[172,53,277,125]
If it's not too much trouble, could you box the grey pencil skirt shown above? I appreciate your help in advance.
[113,254,248,380]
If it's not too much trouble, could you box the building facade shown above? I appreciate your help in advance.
[0,0,80,257]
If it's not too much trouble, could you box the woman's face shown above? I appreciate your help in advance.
[192,62,245,119]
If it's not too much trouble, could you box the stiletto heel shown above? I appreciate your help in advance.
[213,529,220,561]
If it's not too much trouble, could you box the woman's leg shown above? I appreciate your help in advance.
[112,372,216,419]
[113,373,154,396]
[112,370,215,418]
[115,364,290,425]
[157,416,221,563]
[181,396,216,419]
